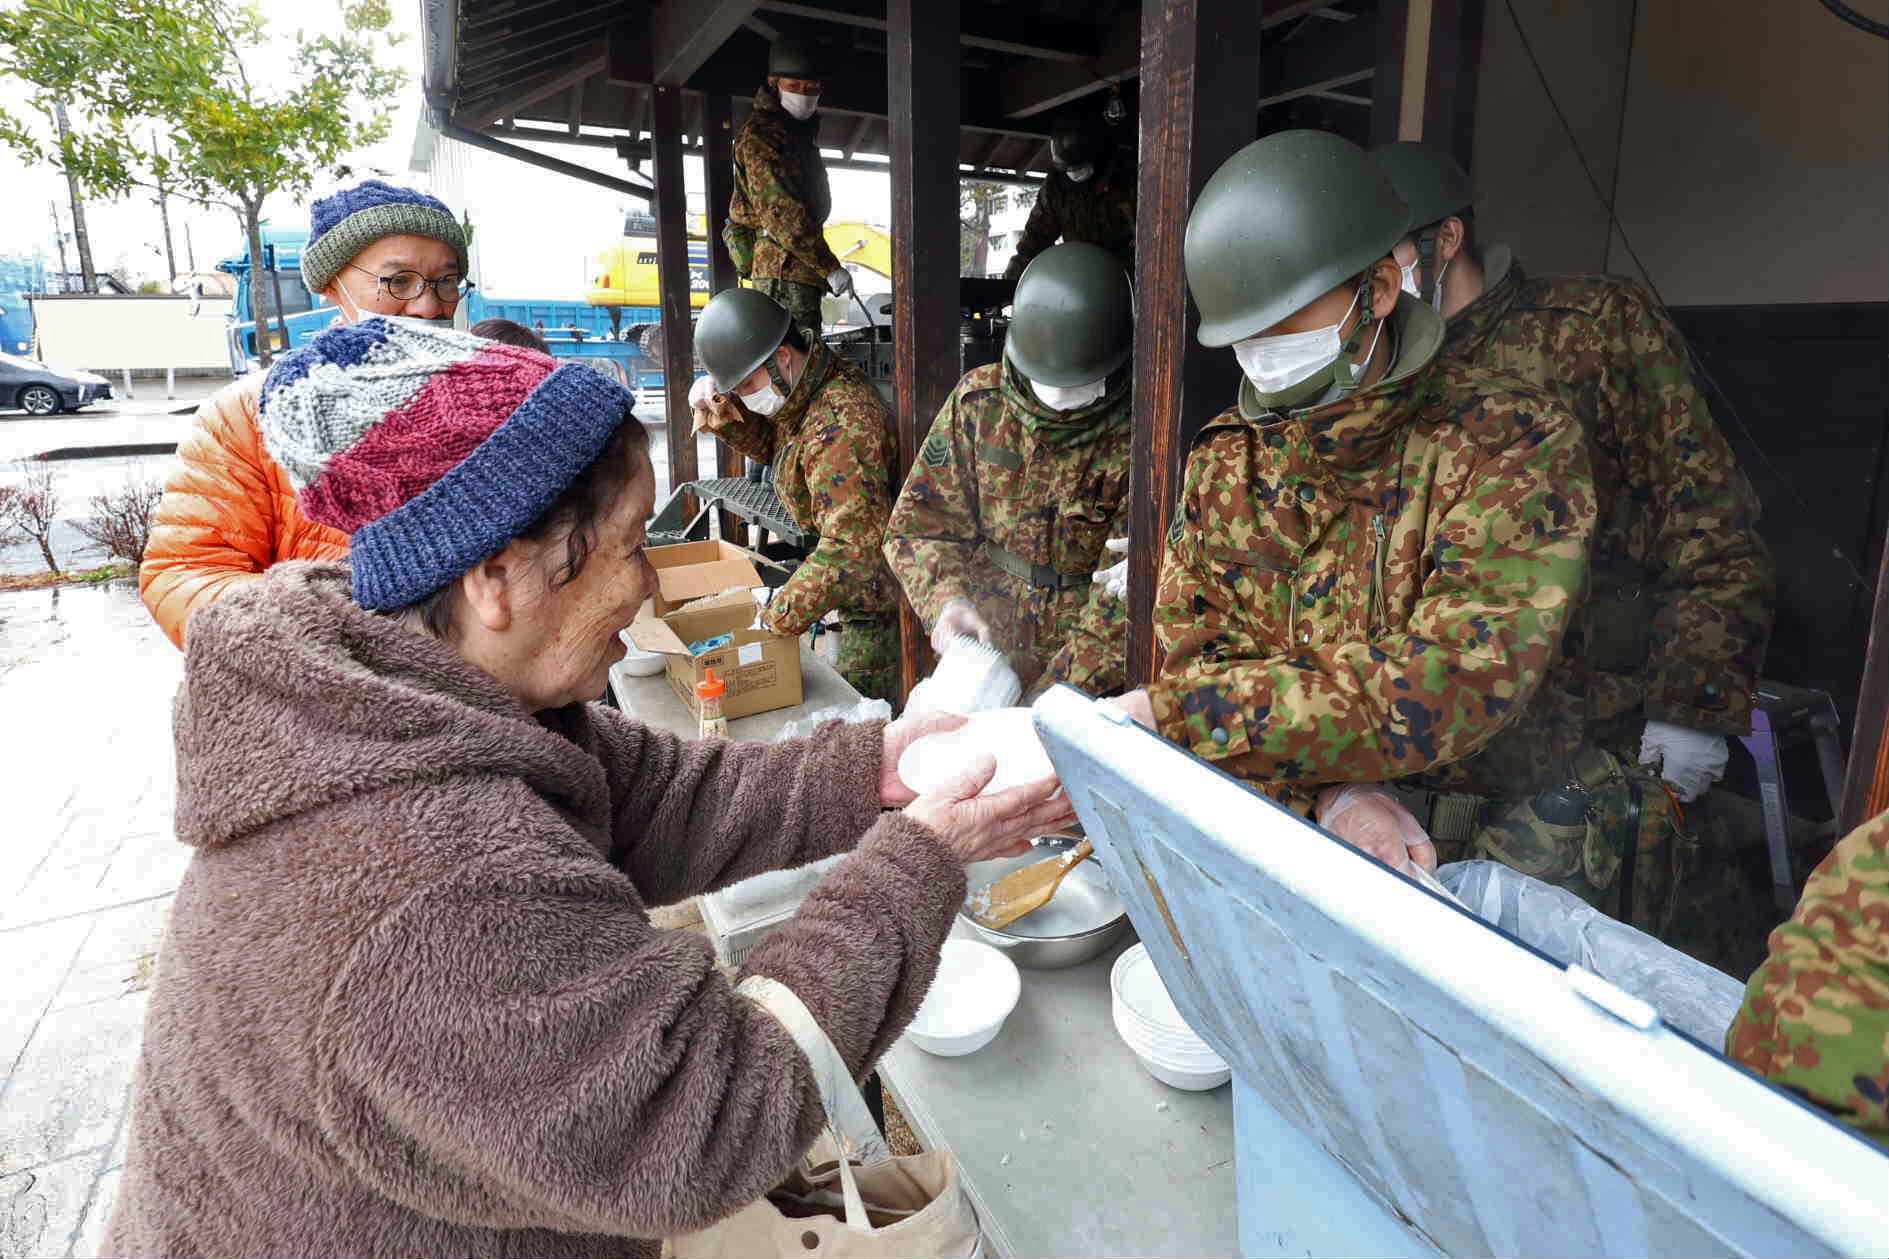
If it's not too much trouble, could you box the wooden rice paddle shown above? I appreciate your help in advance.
[969,840,1095,930]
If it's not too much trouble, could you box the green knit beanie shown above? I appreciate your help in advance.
[301,180,470,294]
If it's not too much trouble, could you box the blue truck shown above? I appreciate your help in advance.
[218,229,669,391]
[0,254,47,355]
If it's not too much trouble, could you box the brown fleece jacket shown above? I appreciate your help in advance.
[104,562,965,1258]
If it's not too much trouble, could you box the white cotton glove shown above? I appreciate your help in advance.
[1638,720,1730,803]
[930,599,991,655]
[687,373,719,408]
[826,267,853,296]
[1093,537,1129,601]
[1315,784,1438,875]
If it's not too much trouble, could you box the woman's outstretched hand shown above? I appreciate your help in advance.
[904,755,1078,866]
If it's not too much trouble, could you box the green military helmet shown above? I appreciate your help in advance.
[1004,242,1134,387]
[696,288,792,392]
[1184,130,1410,347]
[1369,140,1473,231]
[767,37,821,80]
[1048,115,1103,173]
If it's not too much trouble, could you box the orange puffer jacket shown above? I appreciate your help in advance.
[140,373,350,648]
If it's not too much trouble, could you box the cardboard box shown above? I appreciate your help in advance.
[644,539,774,617]
[628,589,804,721]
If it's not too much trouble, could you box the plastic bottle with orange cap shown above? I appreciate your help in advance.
[696,668,729,739]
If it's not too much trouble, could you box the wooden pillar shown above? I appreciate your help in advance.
[650,85,698,503]
[1841,538,1889,832]
[702,92,745,532]
[1128,0,1260,686]
[887,0,960,700]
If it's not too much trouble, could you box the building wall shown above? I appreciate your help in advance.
[29,295,233,372]
[1472,0,1889,303]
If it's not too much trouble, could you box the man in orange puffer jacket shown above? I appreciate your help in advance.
[141,181,472,647]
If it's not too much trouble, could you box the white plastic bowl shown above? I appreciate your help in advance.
[1110,944,1231,1091]
[897,707,1054,797]
[906,939,1022,1057]
[616,629,667,677]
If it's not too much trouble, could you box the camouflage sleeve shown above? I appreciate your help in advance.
[1149,407,1595,787]
[1725,810,1889,1146]
[1001,183,1063,283]
[882,383,982,626]
[1611,286,1775,734]
[1042,499,1131,697]
[764,397,895,637]
[734,129,841,277]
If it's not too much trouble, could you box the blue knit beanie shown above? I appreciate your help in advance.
[301,180,470,294]
[259,317,634,610]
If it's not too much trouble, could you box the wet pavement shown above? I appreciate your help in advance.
[1,581,184,1257]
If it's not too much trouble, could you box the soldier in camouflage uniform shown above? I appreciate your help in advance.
[1001,115,1137,283]
[722,38,850,337]
[885,243,1135,696]
[1371,142,1775,945]
[691,289,900,701]
[1107,132,1596,845]
[1725,807,1889,1147]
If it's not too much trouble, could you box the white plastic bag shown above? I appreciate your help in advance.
[773,699,894,745]
[1437,861,1746,1045]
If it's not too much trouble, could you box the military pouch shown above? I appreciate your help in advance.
[1475,797,1590,885]
[1572,745,1696,936]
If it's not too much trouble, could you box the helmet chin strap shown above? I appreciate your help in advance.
[1415,227,1439,308]
[1333,276,1379,388]
[764,351,794,398]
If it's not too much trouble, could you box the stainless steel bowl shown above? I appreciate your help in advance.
[958,839,1132,969]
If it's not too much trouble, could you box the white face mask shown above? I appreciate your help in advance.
[742,382,786,415]
[1063,163,1095,185]
[1399,259,1421,299]
[1032,377,1107,412]
[1231,287,1362,394]
[780,91,819,121]
[1430,256,1452,312]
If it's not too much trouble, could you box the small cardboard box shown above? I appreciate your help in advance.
[628,589,804,721]
[644,539,772,617]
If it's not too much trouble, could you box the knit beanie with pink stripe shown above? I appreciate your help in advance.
[259,316,634,609]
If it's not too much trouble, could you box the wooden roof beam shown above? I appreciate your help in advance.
[1001,11,1139,119]
[459,39,607,129]
[651,0,761,86]
[758,1,1092,63]
[1258,67,1373,108]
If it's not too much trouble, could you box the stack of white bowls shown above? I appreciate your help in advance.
[1109,943,1232,1091]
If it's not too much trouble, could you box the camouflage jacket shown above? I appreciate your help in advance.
[1151,296,1597,815]
[883,360,1132,693]
[1725,808,1889,1146]
[1000,155,1137,282]
[1441,247,1773,780]
[724,87,840,286]
[697,341,899,633]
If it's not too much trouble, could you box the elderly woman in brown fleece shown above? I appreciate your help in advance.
[105,318,1074,1259]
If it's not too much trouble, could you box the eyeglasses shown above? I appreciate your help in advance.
[347,264,474,302]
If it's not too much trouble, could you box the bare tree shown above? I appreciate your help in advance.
[0,461,62,573]
[77,476,163,565]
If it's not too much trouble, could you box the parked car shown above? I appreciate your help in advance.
[0,352,113,415]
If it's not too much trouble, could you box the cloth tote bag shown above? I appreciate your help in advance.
[671,976,983,1258]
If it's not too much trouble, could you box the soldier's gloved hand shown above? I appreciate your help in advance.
[687,373,719,409]
[1093,537,1129,601]
[931,599,992,654]
[1638,720,1729,803]
[1315,784,1438,875]
[826,266,853,296]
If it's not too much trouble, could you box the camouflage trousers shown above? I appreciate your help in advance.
[833,611,899,704]
[754,275,825,340]
[1430,737,1700,943]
